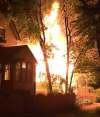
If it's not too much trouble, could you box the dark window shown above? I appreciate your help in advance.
[15,62,21,82]
[0,64,2,86]
[0,27,5,43]
[27,63,32,82]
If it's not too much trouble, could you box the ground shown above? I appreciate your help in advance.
[81,103,100,110]
[0,90,100,117]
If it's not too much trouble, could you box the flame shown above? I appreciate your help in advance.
[29,1,75,93]
[43,1,66,77]
[44,2,65,47]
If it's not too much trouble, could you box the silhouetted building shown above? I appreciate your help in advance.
[0,45,37,94]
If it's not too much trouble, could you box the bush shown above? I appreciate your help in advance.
[95,88,100,97]
[96,97,100,103]
[95,88,100,103]
[34,93,76,114]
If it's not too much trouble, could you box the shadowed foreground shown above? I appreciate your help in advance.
[0,90,99,117]
[0,90,76,115]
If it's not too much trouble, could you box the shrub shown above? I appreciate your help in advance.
[96,97,100,103]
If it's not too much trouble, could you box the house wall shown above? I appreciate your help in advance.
[0,61,36,94]
[0,13,17,46]
[12,61,36,94]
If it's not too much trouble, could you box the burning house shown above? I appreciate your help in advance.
[0,45,37,94]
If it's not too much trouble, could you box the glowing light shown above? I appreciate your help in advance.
[29,1,76,93]
[44,1,65,48]
[22,62,26,69]
[28,43,43,61]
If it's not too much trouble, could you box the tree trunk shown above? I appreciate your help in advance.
[64,11,70,94]
[9,19,21,40]
[40,43,52,93]
[37,0,52,93]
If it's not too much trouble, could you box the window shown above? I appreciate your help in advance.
[0,27,5,42]
[22,62,26,69]
[0,64,2,86]
[4,64,10,80]
[15,62,27,82]
[15,62,21,82]
[27,63,32,82]
[21,62,27,82]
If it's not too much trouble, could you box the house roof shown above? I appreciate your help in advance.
[0,45,37,63]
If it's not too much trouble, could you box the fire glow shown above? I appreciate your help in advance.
[29,1,75,92]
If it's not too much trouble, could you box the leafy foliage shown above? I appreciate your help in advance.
[89,72,100,89]
[73,0,100,56]
[7,0,40,40]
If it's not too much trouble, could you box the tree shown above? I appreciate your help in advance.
[0,0,53,93]
[61,0,98,93]
[73,0,100,57]
[71,0,100,92]
[37,0,52,93]
[89,71,100,89]
[62,0,80,93]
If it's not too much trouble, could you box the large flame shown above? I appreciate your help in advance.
[44,1,66,77]
[29,1,76,93]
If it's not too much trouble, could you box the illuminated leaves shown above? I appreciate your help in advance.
[74,0,100,56]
